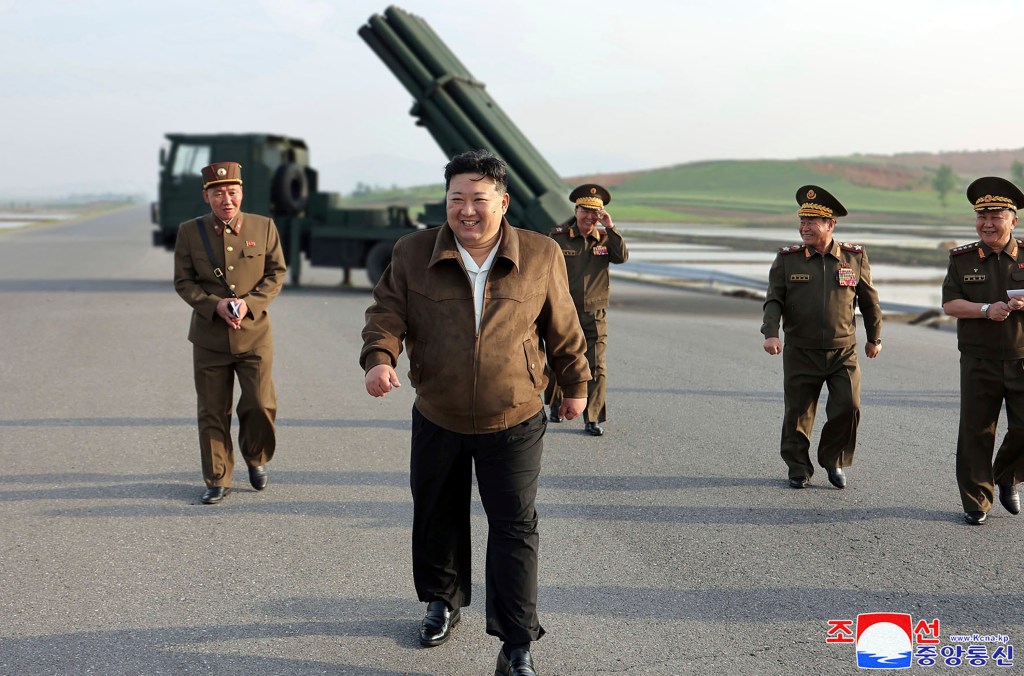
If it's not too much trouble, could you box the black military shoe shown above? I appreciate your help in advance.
[248,465,269,491]
[584,422,604,436]
[419,600,460,647]
[788,476,808,489]
[548,410,562,423]
[998,484,1020,515]
[826,467,847,489]
[495,646,537,676]
[964,511,987,525]
[201,486,231,504]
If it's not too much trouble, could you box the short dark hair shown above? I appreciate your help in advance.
[444,149,508,193]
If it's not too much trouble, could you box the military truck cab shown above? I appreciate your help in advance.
[152,132,420,285]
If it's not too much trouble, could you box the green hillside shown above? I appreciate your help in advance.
[606,159,965,224]
[344,151,1024,225]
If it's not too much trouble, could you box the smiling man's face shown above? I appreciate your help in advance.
[445,173,508,250]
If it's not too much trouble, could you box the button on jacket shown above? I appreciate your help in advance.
[761,241,882,348]
[173,212,286,353]
[360,219,591,435]
[942,238,1024,359]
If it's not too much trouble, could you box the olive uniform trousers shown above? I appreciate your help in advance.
[546,308,607,423]
[780,343,860,479]
[193,343,277,488]
[957,355,1024,513]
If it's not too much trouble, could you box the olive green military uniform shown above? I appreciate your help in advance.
[761,240,882,479]
[546,221,629,423]
[942,237,1024,513]
[173,211,287,488]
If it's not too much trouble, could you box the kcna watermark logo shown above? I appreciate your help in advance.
[826,613,1014,669]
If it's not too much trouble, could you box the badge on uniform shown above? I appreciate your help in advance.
[837,266,857,287]
[246,240,256,247]
[789,274,810,282]
[963,274,986,283]
[562,249,576,256]
[592,245,608,256]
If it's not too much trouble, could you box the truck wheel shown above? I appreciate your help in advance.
[366,241,393,286]
[272,163,308,215]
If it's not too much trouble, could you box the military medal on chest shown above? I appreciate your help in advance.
[837,264,857,287]
[592,245,608,256]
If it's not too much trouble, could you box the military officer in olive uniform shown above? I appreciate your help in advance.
[547,184,629,436]
[941,176,1024,525]
[761,185,883,489]
[174,162,287,504]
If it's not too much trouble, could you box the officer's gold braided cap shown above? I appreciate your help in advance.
[569,183,612,210]
[795,185,847,218]
[967,176,1024,212]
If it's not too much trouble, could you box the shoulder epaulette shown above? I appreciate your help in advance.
[839,242,865,254]
[778,244,805,255]
[950,241,981,257]
[549,226,567,236]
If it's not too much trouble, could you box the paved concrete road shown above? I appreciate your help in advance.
[1,208,1021,675]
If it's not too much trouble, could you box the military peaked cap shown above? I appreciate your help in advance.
[202,162,244,190]
[569,183,612,210]
[795,185,847,218]
[966,176,1024,212]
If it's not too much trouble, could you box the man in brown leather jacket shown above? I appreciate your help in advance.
[360,150,589,676]
[761,185,882,490]
[174,162,287,505]
[942,176,1024,525]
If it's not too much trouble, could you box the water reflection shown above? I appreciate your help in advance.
[619,222,961,312]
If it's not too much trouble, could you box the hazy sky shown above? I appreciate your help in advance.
[2,0,1022,198]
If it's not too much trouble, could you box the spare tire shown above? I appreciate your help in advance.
[272,163,308,215]
[366,240,394,286]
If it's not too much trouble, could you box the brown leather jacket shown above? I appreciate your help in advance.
[173,212,287,354]
[360,219,591,434]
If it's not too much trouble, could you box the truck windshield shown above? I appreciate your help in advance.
[171,144,211,178]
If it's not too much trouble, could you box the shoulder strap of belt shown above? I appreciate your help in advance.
[195,217,237,298]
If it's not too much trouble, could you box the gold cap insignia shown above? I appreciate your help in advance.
[217,167,227,177]
[974,194,1016,211]
[806,189,816,200]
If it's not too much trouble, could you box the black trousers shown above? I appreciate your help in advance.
[410,406,547,644]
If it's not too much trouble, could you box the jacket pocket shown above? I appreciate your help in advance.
[407,337,427,387]
[523,338,543,387]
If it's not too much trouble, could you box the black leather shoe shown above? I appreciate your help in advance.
[201,487,231,504]
[584,422,604,436]
[548,410,562,423]
[826,467,847,489]
[964,511,988,525]
[419,600,460,647]
[495,646,537,676]
[788,476,808,489]
[248,465,268,491]
[999,484,1020,515]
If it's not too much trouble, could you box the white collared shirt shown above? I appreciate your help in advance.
[455,236,500,333]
